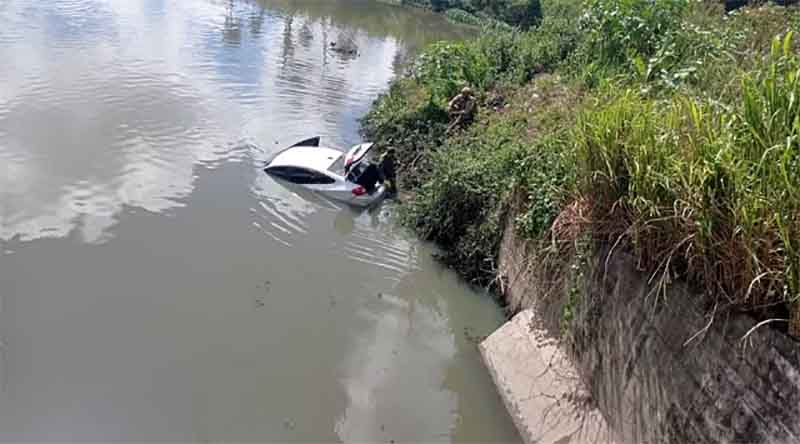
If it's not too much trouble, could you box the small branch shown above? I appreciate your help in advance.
[683,302,717,347]
[739,318,789,350]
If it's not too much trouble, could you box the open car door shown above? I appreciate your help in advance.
[343,143,375,171]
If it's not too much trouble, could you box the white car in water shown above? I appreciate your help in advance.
[264,137,387,207]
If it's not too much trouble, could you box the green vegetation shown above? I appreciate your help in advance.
[400,0,542,29]
[363,0,800,334]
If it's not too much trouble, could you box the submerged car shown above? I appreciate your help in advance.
[264,137,387,207]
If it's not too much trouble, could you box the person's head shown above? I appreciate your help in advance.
[461,87,473,97]
[385,147,395,157]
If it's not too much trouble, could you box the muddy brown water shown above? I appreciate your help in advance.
[0,0,520,441]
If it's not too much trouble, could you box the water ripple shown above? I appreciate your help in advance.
[258,200,309,235]
[342,222,419,276]
[247,195,318,248]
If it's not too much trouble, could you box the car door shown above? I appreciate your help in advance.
[343,143,375,172]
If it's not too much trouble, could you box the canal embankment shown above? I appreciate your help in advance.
[492,209,800,443]
[363,0,800,441]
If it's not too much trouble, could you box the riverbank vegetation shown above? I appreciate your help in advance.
[396,0,542,28]
[362,0,800,336]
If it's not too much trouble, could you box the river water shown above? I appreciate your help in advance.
[0,0,520,441]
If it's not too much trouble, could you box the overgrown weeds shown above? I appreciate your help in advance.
[574,33,800,317]
[364,0,800,336]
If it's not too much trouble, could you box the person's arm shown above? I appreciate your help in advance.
[447,96,459,112]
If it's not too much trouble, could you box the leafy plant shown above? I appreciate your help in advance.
[577,0,689,69]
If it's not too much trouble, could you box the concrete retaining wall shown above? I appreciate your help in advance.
[487,220,800,443]
[480,309,614,444]
[571,247,800,443]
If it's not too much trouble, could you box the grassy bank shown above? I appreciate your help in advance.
[394,0,542,28]
[363,0,800,336]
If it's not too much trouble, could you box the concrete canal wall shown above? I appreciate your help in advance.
[480,309,615,444]
[480,220,800,443]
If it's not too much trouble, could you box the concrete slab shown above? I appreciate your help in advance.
[480,309,616,444]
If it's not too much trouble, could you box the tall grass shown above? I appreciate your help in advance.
[575,32,800,312]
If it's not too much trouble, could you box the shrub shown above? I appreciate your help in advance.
[360,80,449,186]
[404,131,530,282]
[515,133,576,238]
[510,13,581,81]
[445,8,486,26]
[410,40,493,99]
[502,0,542,28]
[397,79,578,282]
[575,0,690,74]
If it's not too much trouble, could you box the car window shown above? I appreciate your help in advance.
[304,171,336,185]
[285,167,335,185]
[267,166,335,184]
[328,154,346,176]
[265,166,290,178]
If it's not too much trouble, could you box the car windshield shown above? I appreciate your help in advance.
[327,153,346,176]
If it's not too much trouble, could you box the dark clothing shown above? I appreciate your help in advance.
[355,163,381,193]
[378,154,395,182]
[378,153,397,196]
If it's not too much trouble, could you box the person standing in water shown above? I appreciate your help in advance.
[378,147,397,197]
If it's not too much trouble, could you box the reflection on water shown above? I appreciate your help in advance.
[0,0,518,442]
[1,0,458,243]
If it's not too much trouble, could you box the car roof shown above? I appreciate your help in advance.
[268,146,343,173]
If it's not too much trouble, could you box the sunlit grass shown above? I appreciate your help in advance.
[364,0,800,332]
[575,32,800,315]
